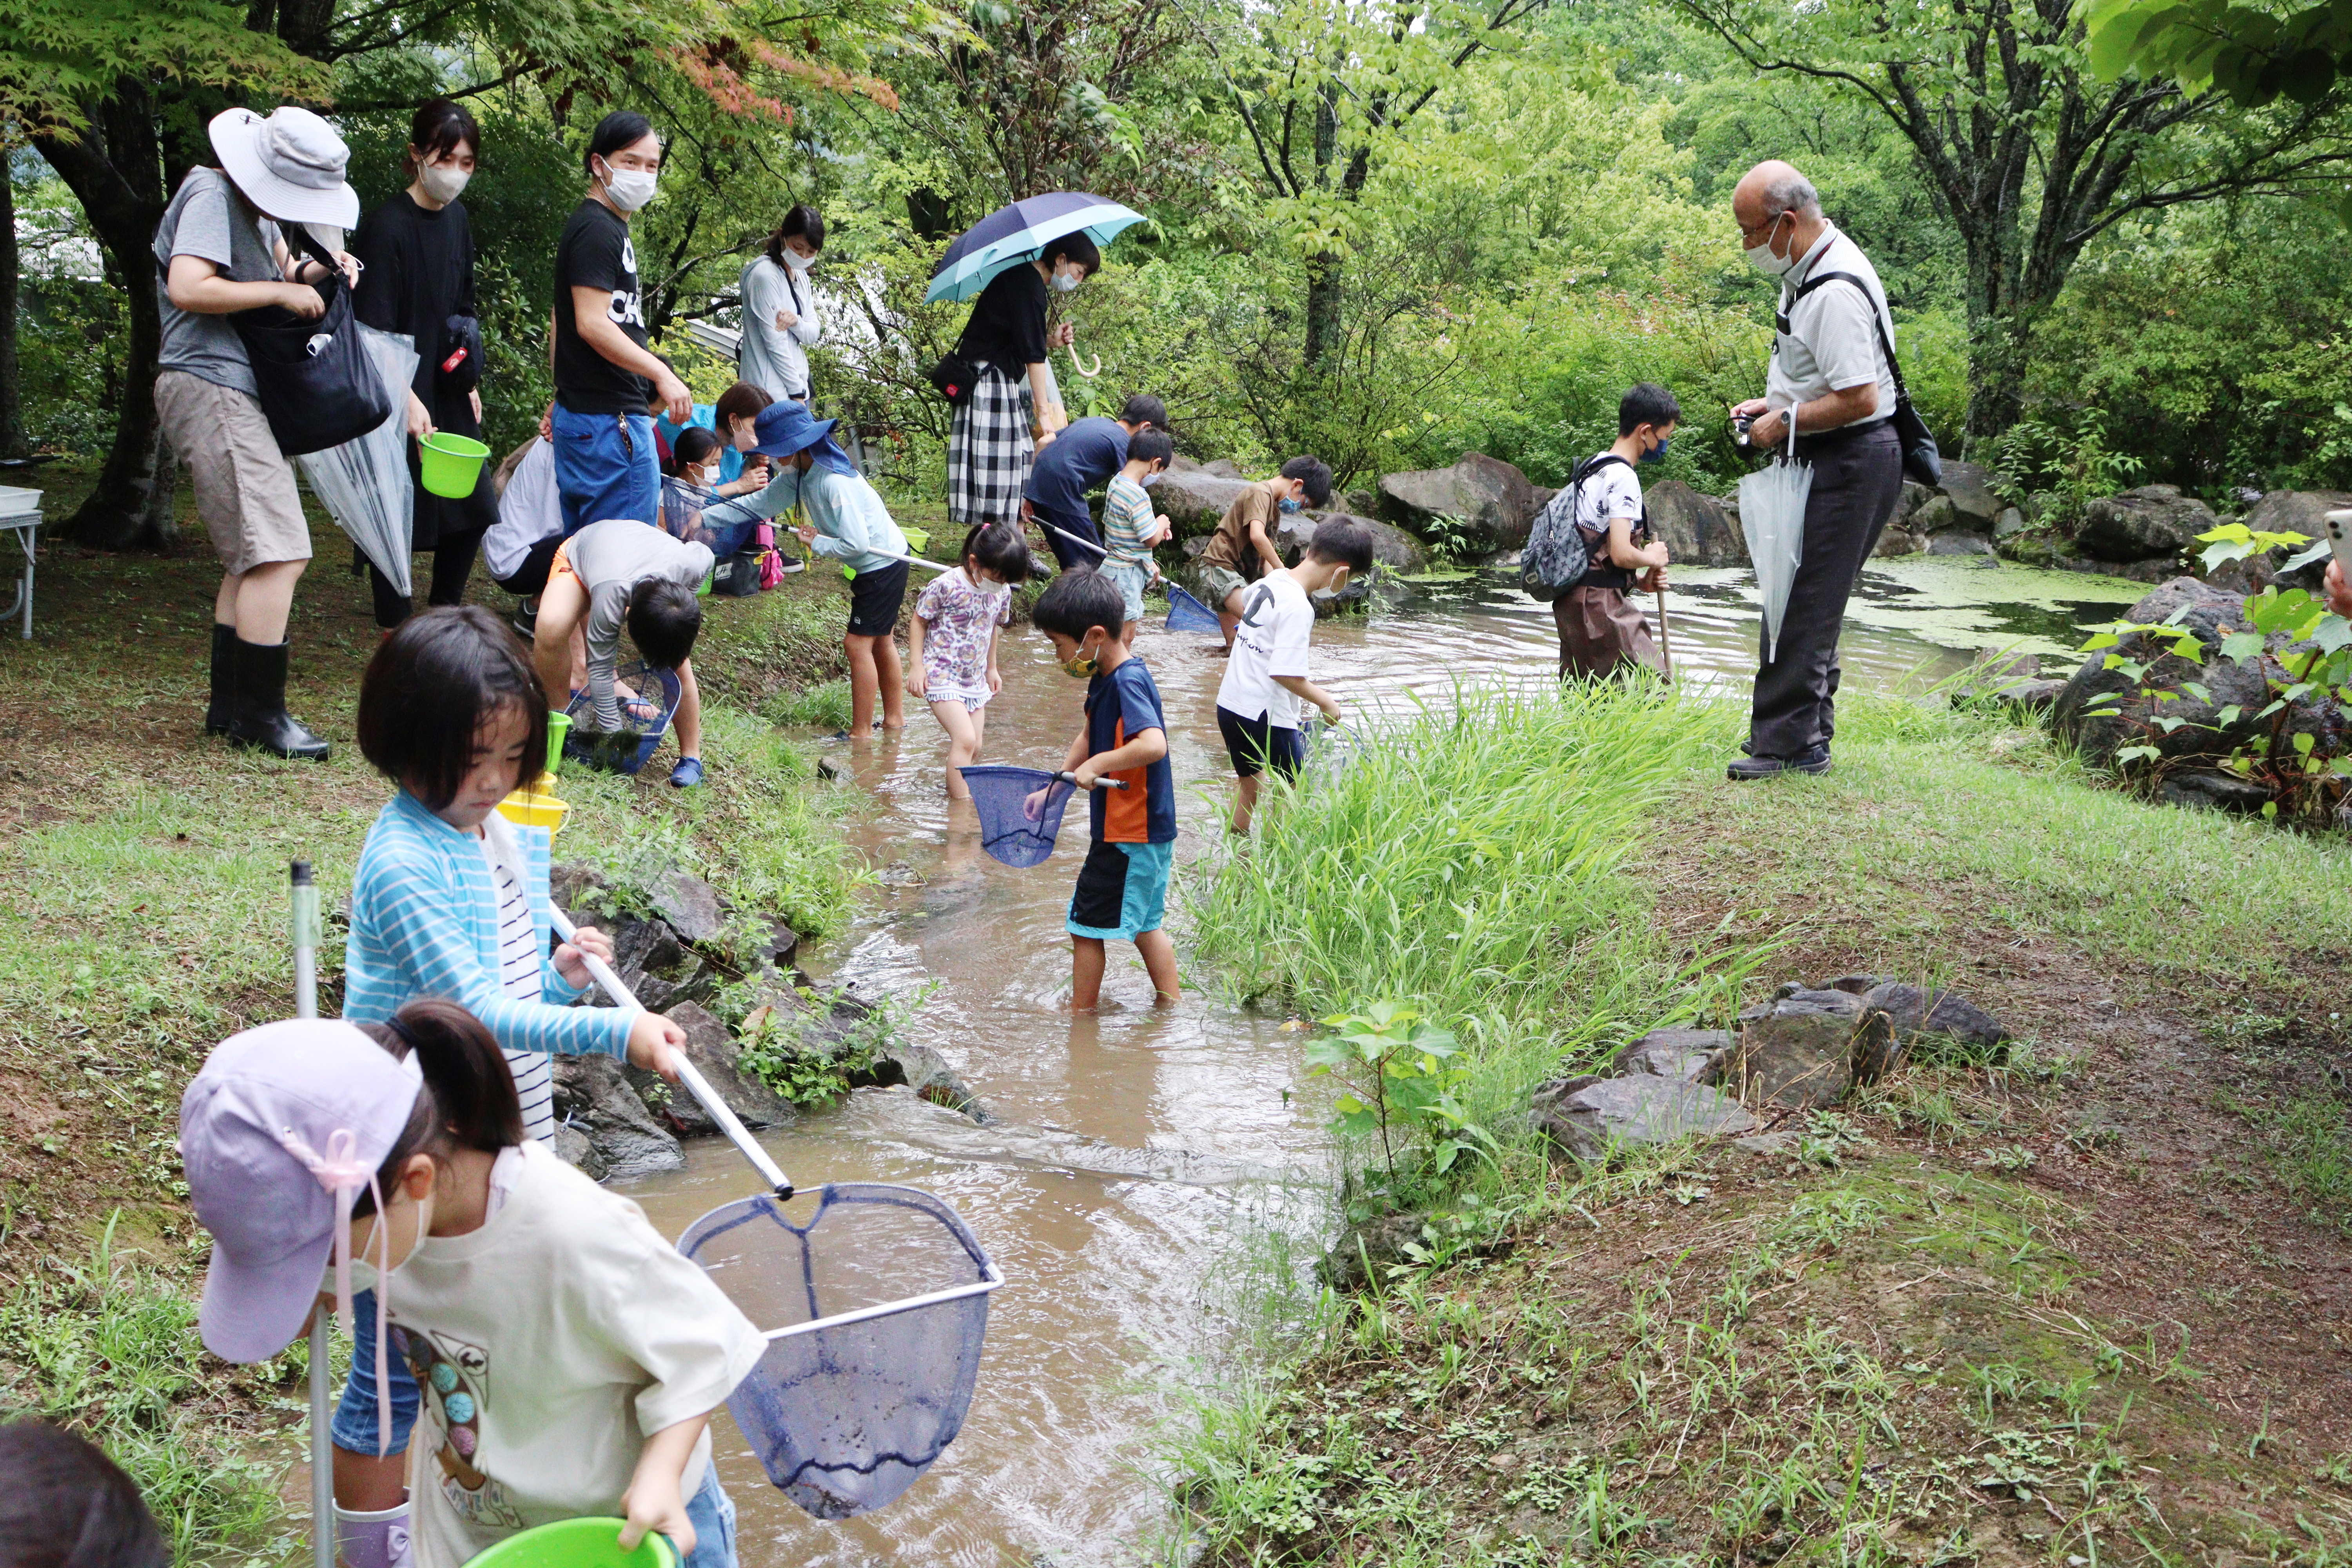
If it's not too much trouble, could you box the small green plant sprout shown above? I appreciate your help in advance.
[1304,1001,1495,1185]
[2194,521,2319,576]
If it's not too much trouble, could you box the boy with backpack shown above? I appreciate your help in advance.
[1529,383,1676,680]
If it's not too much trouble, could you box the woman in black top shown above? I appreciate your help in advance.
[349,100,494,628]
[946,233,1097,528]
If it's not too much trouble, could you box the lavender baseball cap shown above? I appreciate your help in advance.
[178,1020,421,1363]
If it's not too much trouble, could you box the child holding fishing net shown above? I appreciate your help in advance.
[1032,570,1179,1008]
[907,523,1033,799]
[179,1002,765,1568]
[338,606,692,1564]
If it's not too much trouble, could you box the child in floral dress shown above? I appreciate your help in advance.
[907,523,1034,798]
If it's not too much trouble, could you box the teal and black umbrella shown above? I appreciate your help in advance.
[923,192,1146,304]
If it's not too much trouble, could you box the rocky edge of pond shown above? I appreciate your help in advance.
[1322,976,2011,1291]
[1143,447,2341,602]
[542,864,988,1183]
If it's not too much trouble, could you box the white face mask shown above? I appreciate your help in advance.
[782,246,817,272]
[1142,470,1162,488]
[1744,212,1795,277]
[1049,266,1083,294]
[597,158,658,213]
[418,161,471,205]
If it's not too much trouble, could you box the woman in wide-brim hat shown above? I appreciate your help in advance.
[153,104,360,760]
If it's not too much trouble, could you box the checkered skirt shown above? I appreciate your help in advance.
[947,363,1033,527]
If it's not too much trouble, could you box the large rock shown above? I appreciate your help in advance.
[1909,494,1959,535]
[2238,490,2352,592]
[1608,1028,1731,1082]
[628,1000,797,1137]
[1937,461,2003,530]
[1530,1075,1758,1161]
[1712,991,1893,1109]
[552,1055,684,1180]
[2047,577,2327,768]
[1860,983,2006,1056]
[1644,480,1748,567]
[1272,510,1426,574]
[650,869,726,944]
[1378,453,1537,554]
[2076,485,2215,563]
[1928,531,1995,557]
[1154,461,1255,541]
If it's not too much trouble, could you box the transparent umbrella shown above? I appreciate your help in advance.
[1738,417,1811,662]
[297,325,419,597]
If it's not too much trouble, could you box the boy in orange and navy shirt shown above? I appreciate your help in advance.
[1033,570,1179,1008]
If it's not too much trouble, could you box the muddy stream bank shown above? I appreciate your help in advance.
[617,559,2145,1567]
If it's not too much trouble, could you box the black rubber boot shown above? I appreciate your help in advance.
[227,637,331,760]
[205,623,237,736]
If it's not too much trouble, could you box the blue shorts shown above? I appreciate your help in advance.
[1067,839,1173,941]
[552,405,660,535]
[331,1289,422,1457]
[683,1465,738,1568]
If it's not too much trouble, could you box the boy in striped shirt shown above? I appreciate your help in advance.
[1100,427,1173,644]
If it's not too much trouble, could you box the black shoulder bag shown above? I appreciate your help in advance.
[1784,270,1942,486]
[229,225,394,457]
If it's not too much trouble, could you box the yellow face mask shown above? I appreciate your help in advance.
[1060,648,1101,679]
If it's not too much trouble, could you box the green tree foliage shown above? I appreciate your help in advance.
[2087,0,2352,123]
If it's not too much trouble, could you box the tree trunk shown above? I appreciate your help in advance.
[0,171,28,461]
[1303,86,1343,371]
[36,87,176,550]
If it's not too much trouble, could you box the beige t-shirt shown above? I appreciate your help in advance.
[387,1142,768,1568]
[1198,480,1285,578]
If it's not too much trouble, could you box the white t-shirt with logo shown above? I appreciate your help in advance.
[388,1142,768,1568]
[1216,571,1314,728]
[1766,222,1898,426]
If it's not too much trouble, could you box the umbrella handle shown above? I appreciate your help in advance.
[1065,324,1102,379]
[547,906,795,1199]
[1056,771,1129,791]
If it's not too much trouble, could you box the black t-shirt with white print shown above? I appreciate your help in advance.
[552,198,652,415]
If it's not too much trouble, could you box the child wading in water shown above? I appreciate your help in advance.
[338,606,689,1563]
[1214,517,1373,832]
[179,1003,764,1568]
[1032,570,1179,1008]
[1100,428,1174,645]
[907,523,1034,798]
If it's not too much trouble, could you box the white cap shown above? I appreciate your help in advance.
[208,106,359,230]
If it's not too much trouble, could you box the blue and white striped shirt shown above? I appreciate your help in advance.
[342,791,635,1062]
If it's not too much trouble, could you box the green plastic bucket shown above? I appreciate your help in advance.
[465,1518,677,1568]
[419,433,492,499]
[544,712,571,780]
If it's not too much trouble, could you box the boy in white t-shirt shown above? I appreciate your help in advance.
[1213,517,1376,831]
[1555,382,1676,680]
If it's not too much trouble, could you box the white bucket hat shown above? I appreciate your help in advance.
[209,106,359,229]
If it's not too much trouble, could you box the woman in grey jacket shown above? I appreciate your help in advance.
[737,205,822,401]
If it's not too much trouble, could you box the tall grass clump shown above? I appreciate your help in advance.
[1190,679,1744,1125]
[0,1220,298,1564]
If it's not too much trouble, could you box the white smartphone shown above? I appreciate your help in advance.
[2326,509,2352,582]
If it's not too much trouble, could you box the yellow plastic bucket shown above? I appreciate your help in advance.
[495,784,569,836]
[419,433,492,499]
[465,1518,676,1568]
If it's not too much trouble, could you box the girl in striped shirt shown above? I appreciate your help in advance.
[334,605,689,1563]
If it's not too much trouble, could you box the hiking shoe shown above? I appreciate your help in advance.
[1726,746,1831,780]
[510,597,539,640]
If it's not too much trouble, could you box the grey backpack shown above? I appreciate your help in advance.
[1521,454,1629,603]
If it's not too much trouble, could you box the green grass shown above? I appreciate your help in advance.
[0,1221,306,1565]
[764,678,855,731]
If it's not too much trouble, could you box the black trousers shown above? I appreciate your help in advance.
[1746,419,1903,759]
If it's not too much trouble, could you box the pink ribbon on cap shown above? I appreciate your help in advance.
[281,1127,397,1458]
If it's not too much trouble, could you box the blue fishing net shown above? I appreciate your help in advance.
[957,765,1077,868]
[678,1184,998,1520]
[564,662,682,776]
[1165,583,1222,633]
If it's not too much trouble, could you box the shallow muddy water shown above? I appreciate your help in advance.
[617,556,2143,1566]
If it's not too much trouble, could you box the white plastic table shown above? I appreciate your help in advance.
[0,487,37,640]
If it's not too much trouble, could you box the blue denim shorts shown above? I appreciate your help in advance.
[552,405,660,535]
[682,1466,738,1568]
[331,1289,422,1457]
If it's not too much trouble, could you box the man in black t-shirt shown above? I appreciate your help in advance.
[544,111,691,540]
